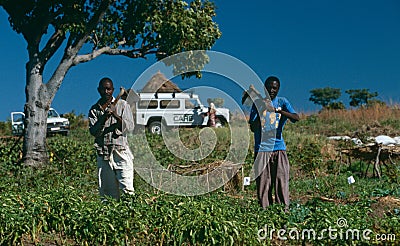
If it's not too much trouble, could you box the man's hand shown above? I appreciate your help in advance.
[107,105,121,119]
[105,104,117,117]
[106,105,122,127]
[263,99,275,112]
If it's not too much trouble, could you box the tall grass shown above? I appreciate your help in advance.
[290,104,400,137]
[319,104,400,126]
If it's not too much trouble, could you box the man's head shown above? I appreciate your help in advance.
[98,77,114,101]
[264,76,280,100]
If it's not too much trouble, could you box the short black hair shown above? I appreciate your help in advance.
[264,76,280,88]
[98,77,113,88]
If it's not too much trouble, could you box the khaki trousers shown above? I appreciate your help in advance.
[254,151,290,210]
[97,149,134,200]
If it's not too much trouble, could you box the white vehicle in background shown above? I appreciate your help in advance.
[11,108,70,136]
[135,92,230,134]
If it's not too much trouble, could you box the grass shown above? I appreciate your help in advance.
[0,105,399,245]
[291,104,400,137]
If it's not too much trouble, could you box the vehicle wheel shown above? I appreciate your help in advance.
[148,121,162,135]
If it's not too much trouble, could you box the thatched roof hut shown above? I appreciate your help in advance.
[141,71,182,93]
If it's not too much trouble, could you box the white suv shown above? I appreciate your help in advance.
[135,92,230,134]
[11,108,70,136]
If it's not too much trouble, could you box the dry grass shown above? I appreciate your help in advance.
[318,104,400,126]
[291,104,400,137]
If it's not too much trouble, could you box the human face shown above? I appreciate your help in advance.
[98,81,114,101]
[265,81,280,100]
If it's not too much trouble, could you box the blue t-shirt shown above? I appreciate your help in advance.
[249,97,296,152]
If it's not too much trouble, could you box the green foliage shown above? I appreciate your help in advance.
[345,88,379,107]
[309,87,342,108]
[0,120,11,136]
[131,127,234,169]
[207,97,225,107]
[0,136,23,167]
[381,117,400,130]
[46,131,96,179]
[366,99,386,107]
[62,111,87,129]
[285,130,326,174]
[324,101,346,110]
[0,120,399,244]
[1,0,221,165]
[1,0,221,78]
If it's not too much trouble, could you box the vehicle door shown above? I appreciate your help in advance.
[11,112,25,136]
[159,99,182,126]
[183,98,206,126]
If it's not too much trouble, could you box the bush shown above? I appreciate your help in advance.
[62,111,88,130]
[0,120,11,136]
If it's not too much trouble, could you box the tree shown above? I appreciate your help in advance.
[207,97,224,107]
[309,87,343,109]
[345,89,378,107]
[62,111,87,130]
[324,102,346,110]
[0,0,221,167]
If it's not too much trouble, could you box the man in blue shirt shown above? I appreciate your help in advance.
[249,76,299,210]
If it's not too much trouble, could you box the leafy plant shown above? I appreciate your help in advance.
[0,110,399,245]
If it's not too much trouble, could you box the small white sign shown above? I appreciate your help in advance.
[347,176,355,184]
[243,177,251,186]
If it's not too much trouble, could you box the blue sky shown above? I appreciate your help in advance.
[1,0,399,121]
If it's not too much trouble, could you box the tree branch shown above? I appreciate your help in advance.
[72,43,166,65]
[73,47,141,64]
[39,28,66,67]
[70,0,113,53]
[46,0,113,100]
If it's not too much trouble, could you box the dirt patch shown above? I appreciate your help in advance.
[321,143,337,160]
[370,196,400,219]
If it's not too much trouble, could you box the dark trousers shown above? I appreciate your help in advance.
[254,151,290,210]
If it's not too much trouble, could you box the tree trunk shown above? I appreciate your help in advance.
[22,62,50,167]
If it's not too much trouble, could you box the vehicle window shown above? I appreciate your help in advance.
[138,100,158,109]
[13,116,24,122]
[160,100,180,109]
[48,110,59,118]
[185,99,199,109]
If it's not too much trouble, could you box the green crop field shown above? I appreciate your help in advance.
[1,104,399,245]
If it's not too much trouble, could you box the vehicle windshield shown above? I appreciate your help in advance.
[13,116,23,123]
[48,109,59,118]
[185,99,201,109]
